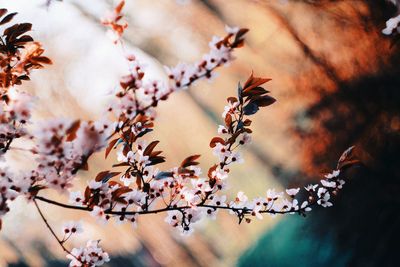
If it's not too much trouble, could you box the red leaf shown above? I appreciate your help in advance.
[0,12,17,25]
[253,95,276,107]
[95,171,121,182]
[115,0,125,14]
[243,119,252,126]
[95,171,109,182]
[112,187,132,199]
[13,35,34,45]
[181,154,201,168]
[0,9,7,19]
[66,120,81,141]
[225,113,232,128]
[112,162,130,167]
[235,28,249,42]
[144,140,159,156]
[210,137,225,148]
[81,161,89,171]
[243,72,271,92]
[242,86,269,97]
[84,186,91,203]
[208,164,218,179]
[227,97,238,103]
[33,56,52,65]
[105,138,119,159]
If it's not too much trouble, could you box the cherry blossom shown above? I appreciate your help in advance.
[62,221,83,236]
[67,240,109,267]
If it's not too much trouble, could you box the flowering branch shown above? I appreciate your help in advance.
[0,2,362,266]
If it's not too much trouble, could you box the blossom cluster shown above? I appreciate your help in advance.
[32,119,111,192]
[0,168,32,226]
[0,89,33,158]
[67,240,109,267]
[109,26,248,124]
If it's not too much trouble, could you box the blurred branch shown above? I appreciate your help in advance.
[265,5,341,85]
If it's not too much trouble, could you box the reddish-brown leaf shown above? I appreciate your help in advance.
[235,28,249,42]
[148,156,165,166]
[242,86,269,97]
[150,150,163,157]
[0,12,16,25]
[95,171,110,182]
[33,56,52,65]
[108,181,123,187]
[181,154,201,168]
[225,113,232,128]
[105,138,119,159]
[115,0,125,14]
[210,137,225,148]
[253,95,276,107]
[0,9,7,19]
[144,140,159,156]
[13,35,34,45]
[66,120,81,141]
[84,186,91,202]
[243,119,252,126]
[227,97,238,103]
[208,164,218,179]
[112,162,130,167]
[81,161,89,171]
[112,187,132,199]
[243,72,271,92]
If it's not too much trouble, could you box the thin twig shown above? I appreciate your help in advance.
[33,199,81,262]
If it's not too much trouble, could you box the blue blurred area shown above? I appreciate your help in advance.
[238,216,350,267]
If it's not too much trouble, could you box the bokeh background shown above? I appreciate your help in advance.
[0,0,399,266]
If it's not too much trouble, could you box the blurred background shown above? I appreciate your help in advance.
[0,0,399,266]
